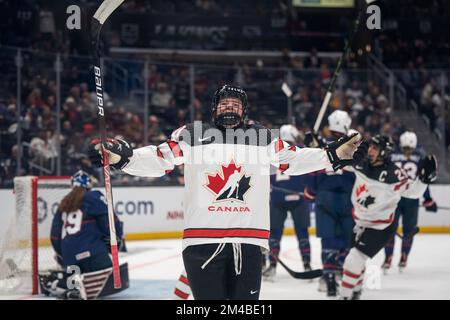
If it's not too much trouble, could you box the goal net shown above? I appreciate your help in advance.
[0,176,72,295]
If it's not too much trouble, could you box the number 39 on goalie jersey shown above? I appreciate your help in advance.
[347,159,428,230]
[50,190,124,267]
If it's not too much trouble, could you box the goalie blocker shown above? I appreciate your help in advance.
[39,262,129,300]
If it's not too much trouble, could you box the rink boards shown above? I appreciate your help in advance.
[1,185,450,242]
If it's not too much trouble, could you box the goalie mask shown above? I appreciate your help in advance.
[71,170,95,189]
[211,85,248,129]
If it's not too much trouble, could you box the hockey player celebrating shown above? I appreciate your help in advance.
[382,131,438,272]
[304,110,356,297]
[40,170,128,299]
[339,135,437,300]
[89,84,364,300]
[263,124,314,281]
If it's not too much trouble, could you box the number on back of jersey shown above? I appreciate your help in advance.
[61,210,83,239]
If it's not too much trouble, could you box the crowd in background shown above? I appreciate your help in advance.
[0,51,404,187]
[0,0,449,187]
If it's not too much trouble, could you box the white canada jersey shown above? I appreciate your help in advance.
[123,122,332,250]
[347,159,427,230]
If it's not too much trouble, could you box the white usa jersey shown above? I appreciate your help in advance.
[347,159,427,230]
[391,149,425,180]
[123,122,332,250]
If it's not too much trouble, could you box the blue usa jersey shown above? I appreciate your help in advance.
[305,137,355,196]
[50,190,123,266]
[271,171,313,203]
[271,144,316,203]
[308,168,355,195]
[391,148,432,199]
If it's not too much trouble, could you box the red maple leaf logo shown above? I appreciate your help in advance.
[356,184,367,197]
[205,160,242,195]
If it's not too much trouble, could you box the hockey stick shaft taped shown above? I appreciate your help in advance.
[93,0,125,25]
[92,0,124,289]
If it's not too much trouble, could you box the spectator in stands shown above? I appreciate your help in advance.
[147,115,167,144]
[151,82,173,112]
[345,80,364,102]
[0,145,27,187]
[420,79,440,132]
[124,114,144,143]
[304,48,322,69]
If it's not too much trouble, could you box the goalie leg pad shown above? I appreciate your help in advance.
[93,262,129,299]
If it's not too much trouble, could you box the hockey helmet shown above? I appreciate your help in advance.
[280,124,300,143]
[71,170,94,189]
[370,134,394,160]
[211,84,248,128]
[328,110,352,134]
[399,131,417,149]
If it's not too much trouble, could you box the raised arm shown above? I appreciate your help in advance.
[88,130,187,178]
[271,140,331,175]
[270,132,365,176]
[124,139,185,177]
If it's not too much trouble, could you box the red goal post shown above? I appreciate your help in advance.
[0,176,71,295]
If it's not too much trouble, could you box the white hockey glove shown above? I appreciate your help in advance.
[88,138,133,170]
[325,132,364,171]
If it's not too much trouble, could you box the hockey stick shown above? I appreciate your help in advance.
[271,186,305,197]
[313,6,366,133]
[420,205,450,211]
[396,226,420,241]
[92,0,124,289]
[270,253,323,280]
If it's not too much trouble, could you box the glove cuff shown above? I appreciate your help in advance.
[114,157,131,170]
[326,148,346,171]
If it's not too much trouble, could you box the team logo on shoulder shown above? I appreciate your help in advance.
[204,160,251,202]
[355,184,375,208]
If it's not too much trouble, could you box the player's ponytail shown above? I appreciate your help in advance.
[58,187,87,213]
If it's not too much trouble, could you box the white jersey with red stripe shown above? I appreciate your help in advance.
[173,269,191,300]
[347,159,427,230]
[123,121,332,250]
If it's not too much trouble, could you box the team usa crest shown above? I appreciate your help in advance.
[204,160,252,205]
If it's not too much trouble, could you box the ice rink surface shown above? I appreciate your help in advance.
[4,234,450,300]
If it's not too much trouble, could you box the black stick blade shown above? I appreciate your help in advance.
[276,257,323,280]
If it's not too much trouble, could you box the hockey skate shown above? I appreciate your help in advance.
[303,262,312,272]
[340,289,362,300]
[262,264,276,282]
[381,256,392,275]
[325,273,338,297]
[351,290,362,300]
[398,253,408,273]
